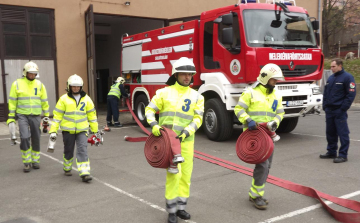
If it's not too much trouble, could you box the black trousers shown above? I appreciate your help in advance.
[106,95,119,123]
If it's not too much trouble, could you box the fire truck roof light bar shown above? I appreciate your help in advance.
[266,0,296,6]
[239,0,296,6]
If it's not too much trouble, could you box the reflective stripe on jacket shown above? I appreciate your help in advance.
[50,92,98,134]
[108,83,121,98]
[145,82,204,141]
[234,85,284,130]
[7,78,49,124]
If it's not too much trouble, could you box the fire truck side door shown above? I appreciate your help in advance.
[213,12,245,83]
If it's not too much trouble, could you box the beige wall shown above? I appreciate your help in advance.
[1,0,322,96]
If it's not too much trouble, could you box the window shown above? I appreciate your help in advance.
[203,21,219,69]
[218,13,241,51]
[1,7,54,58]
[5,35,26,56]
[243,10,316,48]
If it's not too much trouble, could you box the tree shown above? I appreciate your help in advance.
[322,0,360,57]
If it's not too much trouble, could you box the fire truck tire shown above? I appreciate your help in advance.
[276,117,299,133]
[204,98,233,141]
[134,94,150,127]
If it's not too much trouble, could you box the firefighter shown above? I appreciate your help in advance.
[234,63,285,210]
[7,61,50,172]
[106,76,129,127]
[49,74,98,182]
[145,57,204,223]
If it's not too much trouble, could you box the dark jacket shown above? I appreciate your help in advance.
[323,68,356,111]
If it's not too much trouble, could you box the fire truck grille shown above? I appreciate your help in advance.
[279,65,318,77]
[277,85,297,90]
[282,95,307,101]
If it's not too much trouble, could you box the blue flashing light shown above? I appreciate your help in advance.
[241,0,257,3]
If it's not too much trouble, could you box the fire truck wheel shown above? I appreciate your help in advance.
[134,94,150,127]
[276,117,298,133]
[203,98,233,141]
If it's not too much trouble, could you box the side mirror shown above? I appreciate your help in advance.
[222,13,233,26]
[222,27,233,45]
[271,20,282,28]
[311,20,319,30]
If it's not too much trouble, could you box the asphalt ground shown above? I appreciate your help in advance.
[1,106,360,223]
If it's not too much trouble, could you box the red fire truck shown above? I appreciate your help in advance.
[121,0,324,141]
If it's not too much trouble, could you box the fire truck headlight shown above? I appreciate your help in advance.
[312,86,321,95]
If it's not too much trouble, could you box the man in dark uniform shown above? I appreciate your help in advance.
[320,58,356,163]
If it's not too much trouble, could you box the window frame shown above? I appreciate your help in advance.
[0,5,55,60]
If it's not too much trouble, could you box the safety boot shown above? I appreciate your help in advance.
[32,163,40,169]
[64,171,72,176]
[81,175,92,182]
[107,122,114,127]
[23,163,31,173]
[319,153,337,159]
[114,122,123,127]
[168,213,178,223]
[249,196,267,210]
[176,210,191,220]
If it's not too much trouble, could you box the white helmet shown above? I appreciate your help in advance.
[171,57,196,75]
[166,57,196,85]
[23,61,39,77]
[67,74,83,92]
[257,63,284,85]
[116,77,125,84]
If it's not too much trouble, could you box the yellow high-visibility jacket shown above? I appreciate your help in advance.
[234,84,285,130]
[145,82,204,141]
[107,82,121,98]
[7,77,49,124]
[50,92,98,134]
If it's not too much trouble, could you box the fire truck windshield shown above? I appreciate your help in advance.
[243,10,317,48]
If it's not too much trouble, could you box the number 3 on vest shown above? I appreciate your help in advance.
[182,99,191,112]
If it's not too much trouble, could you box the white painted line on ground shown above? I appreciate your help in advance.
[291,132,360,142]
[40,152,196,223]
[259,190,360,223]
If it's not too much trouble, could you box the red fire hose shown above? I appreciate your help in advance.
[144,127,181,169]
[236,124,274,164]
[124,98,360,222]
[124,99,182,169]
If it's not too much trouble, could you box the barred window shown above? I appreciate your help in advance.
[1,7,54,58]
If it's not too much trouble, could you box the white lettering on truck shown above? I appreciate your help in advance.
[152,47,172,55]
[269,53,312,60]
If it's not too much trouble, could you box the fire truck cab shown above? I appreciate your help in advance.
[121,0,323,141]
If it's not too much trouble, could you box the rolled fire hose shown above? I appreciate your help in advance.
[124,99,182,169]
[236,123,274,164]
[144,127,181,169]
[124,98,360,222]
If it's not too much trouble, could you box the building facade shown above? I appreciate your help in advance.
[0,0,321,120]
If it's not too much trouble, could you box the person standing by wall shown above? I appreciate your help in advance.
[49,74,98,182]
[320,58,356,163]
[106,77,129,127]
[145,57,204,223]
[234,63,285,210]
[7,61,50,172]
